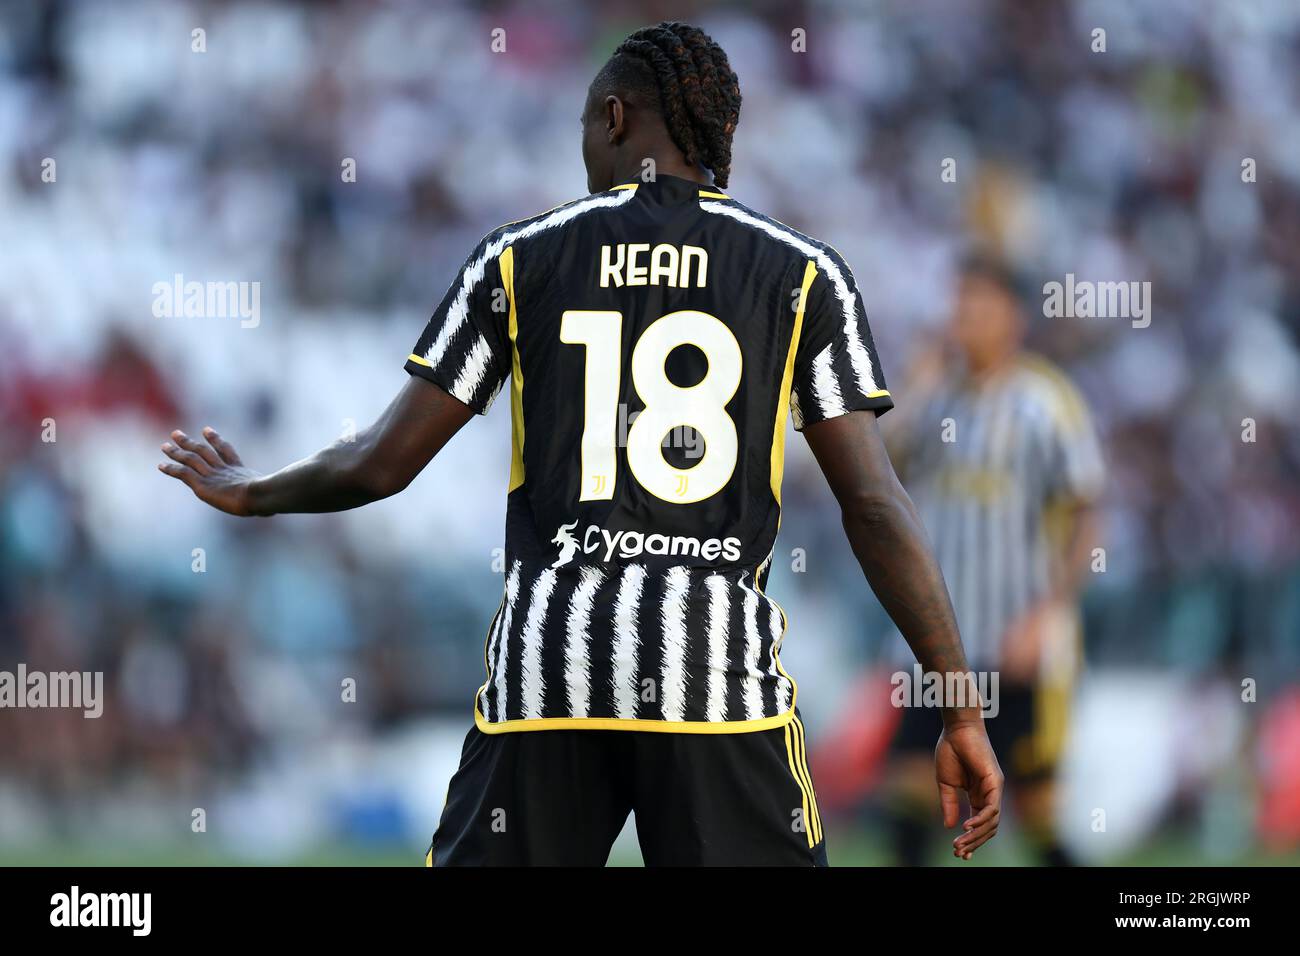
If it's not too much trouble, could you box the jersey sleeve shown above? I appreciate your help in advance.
[789,250,893,430]
[405,230,513,415]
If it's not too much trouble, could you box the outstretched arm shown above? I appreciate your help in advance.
[158,376,474,516]
[803,409,1003,858]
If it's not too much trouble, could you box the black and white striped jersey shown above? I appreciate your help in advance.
[406,174,891,732]
[891,356,1103,670]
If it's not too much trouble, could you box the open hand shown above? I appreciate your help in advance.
[158,427,260,516]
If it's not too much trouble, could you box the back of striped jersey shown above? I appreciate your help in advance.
[406,174,892,731]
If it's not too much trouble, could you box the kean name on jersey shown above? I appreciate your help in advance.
[599,243,708,288]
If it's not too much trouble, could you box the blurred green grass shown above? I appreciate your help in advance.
[5,823,1298,866]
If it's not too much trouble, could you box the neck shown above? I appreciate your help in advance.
[611,148,711,187]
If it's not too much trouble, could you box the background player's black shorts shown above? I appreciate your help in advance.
[427,714,828,867]
[891,682,1069,784]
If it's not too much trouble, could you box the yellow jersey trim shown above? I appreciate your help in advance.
[472,703,796,735]
[771,260,817,507]
[472,572,805,736]
[407,353,432,367]
[470,594,508,735]
[699,189,730,200]
[501,245,526,492]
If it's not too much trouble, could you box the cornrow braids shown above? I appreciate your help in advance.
[600,21,742,188]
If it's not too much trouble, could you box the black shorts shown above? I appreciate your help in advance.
[427,714,828,867]
[891,682,1071,783]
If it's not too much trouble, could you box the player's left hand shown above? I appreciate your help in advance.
[157,427,261,516]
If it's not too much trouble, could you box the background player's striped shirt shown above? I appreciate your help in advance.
[892,356,1103,670]
[405,174,891,731]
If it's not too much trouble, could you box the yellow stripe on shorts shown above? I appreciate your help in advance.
[785,719,822,848]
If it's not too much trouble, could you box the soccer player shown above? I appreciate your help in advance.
[882,255,1103,866]
[157,21,1001,866]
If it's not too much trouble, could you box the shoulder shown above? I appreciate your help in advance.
[701,196,861,304]
[700,197,844,262]
[484,185,640,250]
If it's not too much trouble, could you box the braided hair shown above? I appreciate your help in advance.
[591,21,742,188]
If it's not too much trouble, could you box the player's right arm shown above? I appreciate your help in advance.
[157,376,474,516]
[159,227,511,517]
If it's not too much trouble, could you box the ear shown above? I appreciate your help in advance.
[604,95,626,143]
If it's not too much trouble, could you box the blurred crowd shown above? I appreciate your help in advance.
[1,0,1298,858]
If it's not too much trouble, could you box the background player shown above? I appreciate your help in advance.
[882,254,1103,865]
[157,21,1002,866]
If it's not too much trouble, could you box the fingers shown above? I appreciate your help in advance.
[954,774,1003,859]
[954,804,999,858]
[954,817,999,858]
[963,800,999,831]
[171,429,222,469]
[937,781,961,829]
[202,426,243,466]
[157,461,199,487]
[162,440,212,475]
